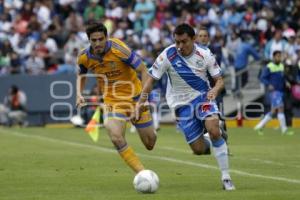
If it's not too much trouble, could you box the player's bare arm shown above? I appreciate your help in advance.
[207,76,224,100]
[76,74,87,107]
[135,63,148,86]
[134,75,156,121]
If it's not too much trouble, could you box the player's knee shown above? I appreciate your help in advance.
[207,127,220,140]
[193,149,206,155]
[193,150,203,155]
[191,146,206,155]
[144,140,155,150]
[145,134,156,150]
[145,143,154,151]
[111,135,125,148]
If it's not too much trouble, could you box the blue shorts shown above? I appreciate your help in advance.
[270,91,283,109]
[148,89,161,104]
[175,95,219,144]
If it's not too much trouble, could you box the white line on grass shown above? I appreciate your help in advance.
[2,129,300,185]
[159,146,300,169]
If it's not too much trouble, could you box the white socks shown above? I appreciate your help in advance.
[277,112,287,133]
[255,112,272,130]
[212,138,230,180]
[255,112,288,133]
[152,111,159,130]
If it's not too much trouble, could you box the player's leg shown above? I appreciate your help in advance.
[277,106,293,135]
[254,91,278,132]
[176,104,210,155]
[152,108,160,131]
[254,111,273,131]
[148,89,161,131]
[189,136,211,155]
[272,91,293,134]
[104,113,144,173]
[216,97,228,142]
[104,118,127,148]
[136,126,156,150]
[134,107,157,150]
[0,104,9,125]
[8,111,21,125]
[277,106,287,133]
[219,118,228,141]
[205,114,235,190]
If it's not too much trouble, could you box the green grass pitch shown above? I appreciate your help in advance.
[0,126,299,200]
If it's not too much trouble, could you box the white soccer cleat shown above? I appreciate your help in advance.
[282,130,294,136]
[254,126,264,136]
[130,125,136,133]
[222,179,236,191]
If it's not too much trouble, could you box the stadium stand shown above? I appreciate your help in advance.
[0,0,300,126]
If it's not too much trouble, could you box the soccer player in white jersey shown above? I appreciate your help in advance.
[197,27,229,143]
[134,23,235,190]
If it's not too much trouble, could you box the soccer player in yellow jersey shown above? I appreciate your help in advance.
[76,21,156,173]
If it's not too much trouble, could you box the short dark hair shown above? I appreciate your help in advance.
[85,21,108,39]
[273,50,281,57]
[173,23,195,38]
[11,85,19,94]
[198,26,209,34]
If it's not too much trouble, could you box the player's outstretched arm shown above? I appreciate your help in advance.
[133,75,156,121]
[135,63,148,86]
[207,76,224,100]
[76,74,87,107]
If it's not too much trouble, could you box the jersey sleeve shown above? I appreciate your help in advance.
[77,52,88,74]
[206,50,221,77]
[148,51,169,80]
[111,39,143,69]
[260,66,270,86]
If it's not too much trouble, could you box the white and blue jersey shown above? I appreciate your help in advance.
[148,44,222,143]
[149,44,221,108]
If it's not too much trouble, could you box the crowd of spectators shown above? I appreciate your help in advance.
[0,0,300,88]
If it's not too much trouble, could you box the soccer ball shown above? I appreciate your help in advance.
[133,170,159,193]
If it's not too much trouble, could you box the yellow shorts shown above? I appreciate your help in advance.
[102,101,153,128]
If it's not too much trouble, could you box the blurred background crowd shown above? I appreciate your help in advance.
[1,0,300,126]
[0,0,299,79]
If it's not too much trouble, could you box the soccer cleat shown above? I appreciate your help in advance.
[282,130,294,136]
[254,127,264,136]
[130,125,136,133]
[257,129,264,136]
[222,179,236,191]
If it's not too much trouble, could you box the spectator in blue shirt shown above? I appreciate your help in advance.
[233,35,260,96]
[254,51,293,135]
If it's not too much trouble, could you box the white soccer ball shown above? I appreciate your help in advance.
[133,169,159,193]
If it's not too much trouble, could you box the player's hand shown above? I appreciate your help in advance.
[207,88,217,100]
[131,102,144,122]
[76,95,86,108]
